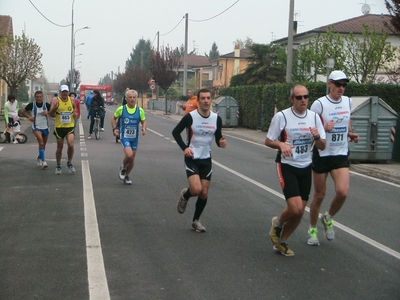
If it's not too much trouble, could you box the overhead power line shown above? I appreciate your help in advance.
[29,0,70,27]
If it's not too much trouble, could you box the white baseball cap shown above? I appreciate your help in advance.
[60,84,69,92]
[328,70,349,82]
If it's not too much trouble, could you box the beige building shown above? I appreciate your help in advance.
[210,45,251,94]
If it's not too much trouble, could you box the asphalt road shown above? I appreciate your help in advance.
[0,105,399,300]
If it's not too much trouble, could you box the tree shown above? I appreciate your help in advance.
[385,0,400,33]
[230,43,286,86]
[233,37,253,49]
[294,30,346,82]
[65,69,81,90]
[0,33,42,94]
[295,25,397,83]
[150,46,180,113]
[125,65,151,107]
[205,42,220,59]
[125,39,152,73]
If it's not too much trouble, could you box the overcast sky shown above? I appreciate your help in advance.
[1,0,389,85]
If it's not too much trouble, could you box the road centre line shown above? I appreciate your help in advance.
[82,160,110,300]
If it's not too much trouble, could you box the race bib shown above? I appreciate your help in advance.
[124,126,137,138]
[61,112,72,124]
[292,137,312,160]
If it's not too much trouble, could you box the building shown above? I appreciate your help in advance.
[210,45,252,93]
[177,54,212,91]
[273,14,400,83]
[0,15,13,110]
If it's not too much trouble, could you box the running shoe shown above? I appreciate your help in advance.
[124,176,132,185]
[42,161,48,170]
[37,156,42,167]
[55,166,62,175]
[321,212,335,241]
[269,216,282,246]
[88,134,92,139]
[273,242,294,257]
[177,188,188,214]
[307,227,320,246]
[100,128,105,132]
[119,166,126,180]
[192,220,206,232]
[67,162,76,173]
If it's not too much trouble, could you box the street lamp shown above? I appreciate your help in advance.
[326,58,335,94]
[71,26,90,91]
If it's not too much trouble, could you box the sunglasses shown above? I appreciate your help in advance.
[332,81,347,88]
[294,94,309,100]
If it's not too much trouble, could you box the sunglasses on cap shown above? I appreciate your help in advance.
[294,94,309,100]
[332,81,347,88]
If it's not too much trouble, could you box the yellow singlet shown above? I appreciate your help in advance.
[55,97,75,128]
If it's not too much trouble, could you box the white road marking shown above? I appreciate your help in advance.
[212,160,400,260]
[82,160,110,299]
[0,147,3,151]
[146,126,400,260]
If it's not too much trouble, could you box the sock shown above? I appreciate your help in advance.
[326,214,334,221]
[183,188,192,200]
[39,148,45,161]
[192,197,207,221]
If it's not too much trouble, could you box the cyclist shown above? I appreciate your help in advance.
[88,90,105,138]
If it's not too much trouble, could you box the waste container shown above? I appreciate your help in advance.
[212,96,239,127]
[349,96,398,163]
[392,113,400,162]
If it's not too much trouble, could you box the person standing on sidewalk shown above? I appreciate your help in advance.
[172,88,227,233]
[111,89,147,185]
[179,89,198,114]
[306,71,360,246]
[49,85,78,175]
[4,94,19,143]
[266,84,326,256]
[21,90,51,169]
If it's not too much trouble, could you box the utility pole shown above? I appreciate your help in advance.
[285,0,295,83]
[183,13,188,96]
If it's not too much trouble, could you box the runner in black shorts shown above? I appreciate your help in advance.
[172,88,227,233]
[307,71,359,246]
[266,84,326,256]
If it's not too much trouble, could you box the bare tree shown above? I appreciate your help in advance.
[65,69,81,90]
[0,33,42,94]
[125,65,151,107]
[150,46,180,114]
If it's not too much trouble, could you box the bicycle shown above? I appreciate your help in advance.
[0,124,28,144]
[93,107,105,140]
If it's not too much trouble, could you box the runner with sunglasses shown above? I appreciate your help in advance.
[307,70,360,246]
[266,84,326,256]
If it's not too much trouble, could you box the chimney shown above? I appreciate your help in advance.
[234,44,240,57]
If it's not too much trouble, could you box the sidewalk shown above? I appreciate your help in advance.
[147,110,400,186]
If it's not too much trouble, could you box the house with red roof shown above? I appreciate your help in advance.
[274,14,400,83]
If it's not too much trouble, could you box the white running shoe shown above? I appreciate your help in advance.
[192,220,206,232]
[42,161,48,170]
